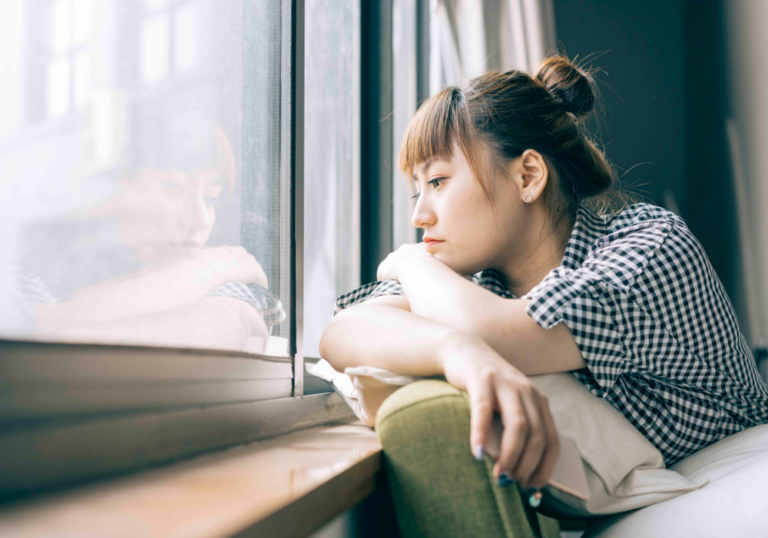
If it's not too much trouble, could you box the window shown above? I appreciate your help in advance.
[139,0,203,85]
[1,0,290,357]
[46,0,93,118]
[0,0,357,496]
[303,0,361,359]
[0,0,511,497]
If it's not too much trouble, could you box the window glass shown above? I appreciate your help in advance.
[0,0,289,356]
[303,0,360,358]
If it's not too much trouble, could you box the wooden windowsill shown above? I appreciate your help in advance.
[0,420,383,538]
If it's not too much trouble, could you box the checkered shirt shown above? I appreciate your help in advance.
[207,281,286,326]
[334,202,768,465]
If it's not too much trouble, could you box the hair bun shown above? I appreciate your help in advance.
[535,55,596,118]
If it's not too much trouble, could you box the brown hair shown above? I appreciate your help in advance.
[399,53,632,244]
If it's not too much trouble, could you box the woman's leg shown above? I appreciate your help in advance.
[376,380,560,538]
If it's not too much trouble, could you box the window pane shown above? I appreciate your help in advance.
[73,50,90,108]
[51,0,71,55]
[144,0,169,11]
[46,57,70,118]
[0,0,289,357]
[303,0,360,358]
[72,0,93,45]
[174,3,201,74]
[141,14,170,85]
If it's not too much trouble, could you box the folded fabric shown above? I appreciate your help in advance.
[306,359,708,516]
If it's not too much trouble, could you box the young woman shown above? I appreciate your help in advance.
[319,55,768,492]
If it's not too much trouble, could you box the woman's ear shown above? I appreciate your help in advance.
[510,149,549,203]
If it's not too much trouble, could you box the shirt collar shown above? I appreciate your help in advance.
[476,201,607,297]
[560,201,607,269]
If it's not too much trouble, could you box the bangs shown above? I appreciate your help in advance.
[398,86,492,200]
[398,87,465,178]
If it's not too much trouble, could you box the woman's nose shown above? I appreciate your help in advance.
[187,190,213,231]
[411,196,436,229]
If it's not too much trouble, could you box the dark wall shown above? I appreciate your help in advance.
[681,1,743,333]
[553,0,744,328]
[553,0,686,209]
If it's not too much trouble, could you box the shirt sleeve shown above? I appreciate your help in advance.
[522,217,673,395]
[206,281,286,326]
[333,279,405,317]
[332,270,502,318]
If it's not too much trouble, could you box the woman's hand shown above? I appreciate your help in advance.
[440,332,559,489]
[178,245,269,291]
[376,243,432,282]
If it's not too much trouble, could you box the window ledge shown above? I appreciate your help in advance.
[0,420,383,538]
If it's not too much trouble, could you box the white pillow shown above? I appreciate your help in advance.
[306,360,708,516]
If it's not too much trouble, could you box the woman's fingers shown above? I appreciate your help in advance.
[444,339,559,488]
[493,384,529,480]
[524,393,560,488]
[468,369,495,462]
[509,388,547,488]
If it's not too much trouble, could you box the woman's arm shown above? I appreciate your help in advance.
[38,297,270,352]
[36,246,268,329]
[320,304,560,489]
[381,254,585,376]
[320,303,448,374]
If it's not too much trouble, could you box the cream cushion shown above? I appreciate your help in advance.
[528,373,706,516]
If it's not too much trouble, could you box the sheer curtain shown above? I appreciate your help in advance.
[430,0,556,90]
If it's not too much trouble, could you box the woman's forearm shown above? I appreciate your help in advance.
[396,256,498,331]
[319,304,464,375]
[393,257,586,376]
[36,297,269,352]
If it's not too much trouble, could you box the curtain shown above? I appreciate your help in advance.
[430,0,556,92]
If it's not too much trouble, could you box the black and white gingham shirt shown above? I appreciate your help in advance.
[334,203,768,465]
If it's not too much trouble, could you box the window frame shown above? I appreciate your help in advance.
[0,0,358,498]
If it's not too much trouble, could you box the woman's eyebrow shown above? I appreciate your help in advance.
[412,159,441,182]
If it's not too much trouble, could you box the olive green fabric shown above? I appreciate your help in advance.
[376,380,560,538]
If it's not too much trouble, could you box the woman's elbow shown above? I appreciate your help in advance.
[318,319,342,370]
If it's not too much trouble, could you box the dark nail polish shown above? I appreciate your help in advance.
[496,471,514,487]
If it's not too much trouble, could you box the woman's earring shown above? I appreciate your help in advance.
[524,194,533,203]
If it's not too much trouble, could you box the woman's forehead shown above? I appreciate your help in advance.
[413,157,450,174]
[411,142,466,178]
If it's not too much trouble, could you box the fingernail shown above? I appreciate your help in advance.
[496,471,514,487]
[473,444,484,461]
[522,488,543,508]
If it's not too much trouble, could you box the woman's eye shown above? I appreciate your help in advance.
[411,178,447,200]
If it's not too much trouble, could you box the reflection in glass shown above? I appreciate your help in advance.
[141,14,170,85]
[47,58,70,118]
[174,4,201,73]
[0,0,287,356]
[73,51,90,109]
[72,0,92,45]
[51,0,71,55]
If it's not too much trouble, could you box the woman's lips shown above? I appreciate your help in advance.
[424,239,444,251]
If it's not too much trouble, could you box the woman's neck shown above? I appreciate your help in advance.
[499,218,572,298]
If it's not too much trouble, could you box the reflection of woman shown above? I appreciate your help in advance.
[320,55,768,495]
[33,124,279,353]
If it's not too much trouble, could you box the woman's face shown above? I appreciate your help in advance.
[115,168,223,264]
[411,141,527,275]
